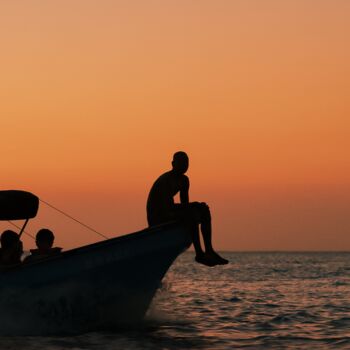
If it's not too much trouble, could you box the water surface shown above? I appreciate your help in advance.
[1,252,349,349]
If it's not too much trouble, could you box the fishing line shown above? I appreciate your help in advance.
[7,221,35,239]
[39,198,109,240]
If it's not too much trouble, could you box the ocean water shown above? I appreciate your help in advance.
[1,252,350,349]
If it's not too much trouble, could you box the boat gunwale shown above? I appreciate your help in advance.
[1,221,190,273]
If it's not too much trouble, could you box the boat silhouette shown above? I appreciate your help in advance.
[0,190,192,334]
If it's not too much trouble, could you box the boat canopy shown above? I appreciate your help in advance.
[0,190,39,220]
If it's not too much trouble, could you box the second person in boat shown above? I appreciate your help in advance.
[24,228,62,263]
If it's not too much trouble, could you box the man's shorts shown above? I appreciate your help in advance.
[148,202,210,226]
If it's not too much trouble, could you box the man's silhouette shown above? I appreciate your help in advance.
[147,151,228,266]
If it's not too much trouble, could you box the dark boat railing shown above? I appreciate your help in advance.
[0,221,191,273]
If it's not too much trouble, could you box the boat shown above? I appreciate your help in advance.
[0,190,192,335]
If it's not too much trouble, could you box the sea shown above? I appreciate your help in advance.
[0,252,349,350]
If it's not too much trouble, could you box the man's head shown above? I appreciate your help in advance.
[1,230,20,250]
[172,151,189,174]
[36,228,54,251]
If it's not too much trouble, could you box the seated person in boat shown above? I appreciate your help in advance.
[0,230,23,268]
[24,228,62,263]
[147,151,228,267]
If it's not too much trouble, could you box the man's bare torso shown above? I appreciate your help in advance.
[146,171,189,225]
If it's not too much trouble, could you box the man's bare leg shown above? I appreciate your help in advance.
[188,221,215,267]
[200,221,228,265]
[199,203,228,265]
[191,224,203,256]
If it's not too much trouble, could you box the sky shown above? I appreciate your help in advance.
[1,0,349,250]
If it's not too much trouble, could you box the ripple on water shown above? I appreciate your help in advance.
[228,296,241,302]
[1,252,350,350]
[333,280,349,286]
[329,317,350,328]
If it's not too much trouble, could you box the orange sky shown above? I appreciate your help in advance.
[1,1,349,250]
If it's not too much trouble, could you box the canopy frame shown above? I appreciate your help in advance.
[18,218,30,238]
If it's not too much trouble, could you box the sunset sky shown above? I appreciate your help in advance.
[1,1,349,250]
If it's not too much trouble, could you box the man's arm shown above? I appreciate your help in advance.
[180,176,190,204]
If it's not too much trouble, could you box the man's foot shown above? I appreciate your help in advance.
[195,253,217,267]
[206,251,229,265]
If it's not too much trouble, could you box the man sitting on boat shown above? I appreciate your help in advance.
[147,151,228,267]
[0,230,23,268]
[24,228,62,263]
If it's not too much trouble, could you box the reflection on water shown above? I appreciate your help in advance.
[1,252,350,349]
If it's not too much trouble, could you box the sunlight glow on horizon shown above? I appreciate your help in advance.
[1,1,349,250]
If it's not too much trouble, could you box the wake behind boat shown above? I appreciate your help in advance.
[0,191,192,335]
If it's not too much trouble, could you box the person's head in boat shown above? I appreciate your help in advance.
[0,230,23,265]
[172,151,189,175]
[35,228,55,252]
[1,230,20,249]
[24,228,61,263]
